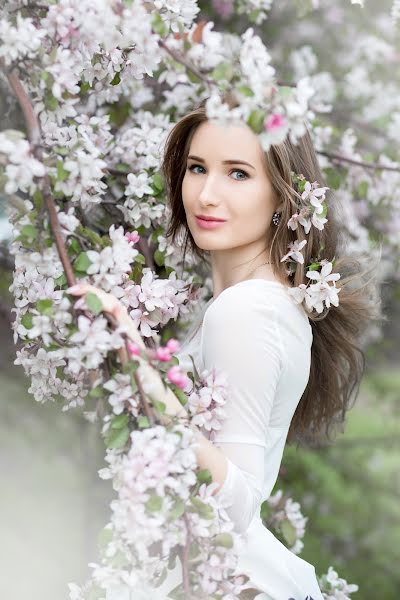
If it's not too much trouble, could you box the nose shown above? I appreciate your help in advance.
[198,172,221,207]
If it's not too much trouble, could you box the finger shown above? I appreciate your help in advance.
[67,283,90,294]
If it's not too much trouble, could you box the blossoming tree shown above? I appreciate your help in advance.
[0,0,398,598]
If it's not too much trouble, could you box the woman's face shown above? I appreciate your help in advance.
[181,120,277,253]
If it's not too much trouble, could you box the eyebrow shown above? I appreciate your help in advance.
[187,154,256,171]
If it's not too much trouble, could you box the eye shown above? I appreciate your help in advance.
[230,169,249,181]
[187,164,249,181]
[187,164,205,174]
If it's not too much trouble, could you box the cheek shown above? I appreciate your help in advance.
[181,173,194,209]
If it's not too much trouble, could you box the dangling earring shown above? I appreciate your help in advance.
[272,211,282,226]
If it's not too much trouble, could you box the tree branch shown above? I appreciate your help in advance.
[1,61,157,425]
[317,150,400,173]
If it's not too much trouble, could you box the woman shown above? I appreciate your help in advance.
[69,99,380,599]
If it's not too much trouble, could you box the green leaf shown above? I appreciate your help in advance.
[137,415,150,428]
[319,201,328,219]
[152,399,166,415]
[68,237,81,255]
[151,12,169,36]
[33,190,44,210]
[196,469,212,485]
[248,109,266,134]
[152,172,164,192]
[74,252,92,273]
[88,385,104,399]
[307,261,321,271]
[187,70,201,84]
[135,253,146,264]
[85,291,103,315]
[54,273,67,287]
[278,85,293,99]
[211,62,234,83]
[21,312,34,329]
[108,102,130,128]
[146,493,163,512]
[105,425,130,449]
[357,181,368,198]
[122,361,140,377]
[44,92,59,111]
[281,519,297,547]
[110,413,129,429]
[249,9,260,22]
[36,298,54,316]
[110,72,121,86]
[80,81,91,94]
[56,160,69,182]
[191,496,215,519]
[21,224,38,242]
[214,532,234,548]
[324,167,342,190]
[169,498,185,521]
[237,85,254,97]
[173,387,188,407]
[114,162,130,173]
[154,249,166,267]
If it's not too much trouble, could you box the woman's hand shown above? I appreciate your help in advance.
[67,282,146,350]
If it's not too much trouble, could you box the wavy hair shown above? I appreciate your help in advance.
[161,97,383,447]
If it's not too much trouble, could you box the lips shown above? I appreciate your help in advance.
[196,215,226,222]
[195,216,227,230]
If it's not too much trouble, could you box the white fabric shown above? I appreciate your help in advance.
[155,279,324,599]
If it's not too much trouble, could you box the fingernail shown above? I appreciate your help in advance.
[67,285,79,293]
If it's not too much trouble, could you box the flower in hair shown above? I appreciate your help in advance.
[287,260,341,314]
[280,239,307,264]
[282,173,341,314]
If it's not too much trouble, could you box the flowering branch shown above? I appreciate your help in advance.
[1,59,158,429]
[2,62,77,286]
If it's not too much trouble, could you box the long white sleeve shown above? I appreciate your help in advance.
[200,284,284,533]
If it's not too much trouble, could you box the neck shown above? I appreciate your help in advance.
[210,243,287,300]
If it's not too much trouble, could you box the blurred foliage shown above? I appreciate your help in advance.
[268,367,400,599]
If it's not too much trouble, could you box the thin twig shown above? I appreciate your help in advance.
[158,39,215,88]
[317,150,400,173]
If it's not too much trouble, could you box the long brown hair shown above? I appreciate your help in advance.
[161,98,383,447]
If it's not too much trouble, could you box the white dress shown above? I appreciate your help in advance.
[157,279,324,600]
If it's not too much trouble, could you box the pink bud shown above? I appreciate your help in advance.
[265,114,286,132]
[127,342,141,357]
[166,338,180,353]
[167,365,189,389]
[155,347,172,362]
[125,231,140,244]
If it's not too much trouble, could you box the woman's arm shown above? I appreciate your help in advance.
[67,282,230,493]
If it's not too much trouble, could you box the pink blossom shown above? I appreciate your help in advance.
[265,114,286,132]
[127,342,140,357]
[155,346,172,361]
[166,338,180,353]
[167,365,189,389]
[125,230,140,244]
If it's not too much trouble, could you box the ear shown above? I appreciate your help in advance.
[274,202,285,213]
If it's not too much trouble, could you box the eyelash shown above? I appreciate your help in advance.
[187,164,249,181]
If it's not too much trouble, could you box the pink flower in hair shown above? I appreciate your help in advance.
[265,114,286,132]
